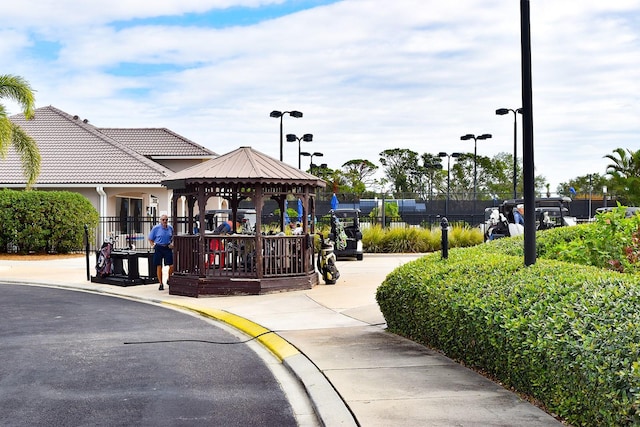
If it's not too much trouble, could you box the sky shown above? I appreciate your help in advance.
[2,0,639,194]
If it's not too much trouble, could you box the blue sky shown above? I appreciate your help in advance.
[113,0,341,29]
[2,0,640,193]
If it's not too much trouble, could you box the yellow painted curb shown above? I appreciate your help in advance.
[162,301,300,360]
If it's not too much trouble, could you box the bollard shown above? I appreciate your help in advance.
[440,217,449,259]
[84,224,90,281]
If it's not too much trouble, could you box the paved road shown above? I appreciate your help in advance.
[0,284,305,426]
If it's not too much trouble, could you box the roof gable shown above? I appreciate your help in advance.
[97,128,216,158]
[6,106,187,186]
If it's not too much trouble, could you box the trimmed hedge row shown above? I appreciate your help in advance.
[376,245,640,426]
[0,189,99,254]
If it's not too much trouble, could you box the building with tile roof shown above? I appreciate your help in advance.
[3,105,219,245]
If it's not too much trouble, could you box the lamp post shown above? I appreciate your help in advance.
[270,110,303,161]
[287,133,313,169]
[300,151,323,172]
[496,108,522,198]
[521,0,536,266]
[438,152,461,217]
[460,133,492,205]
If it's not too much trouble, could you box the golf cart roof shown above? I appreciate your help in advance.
[331,208,361,213]
[500,197,572,208]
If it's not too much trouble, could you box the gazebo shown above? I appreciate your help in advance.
[162,146,326,297]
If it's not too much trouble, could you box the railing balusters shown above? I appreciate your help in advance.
[171,234,310,279]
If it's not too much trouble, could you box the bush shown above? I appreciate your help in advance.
[485,206,640,274]
[544,207,640,273]
[362,224,482,253]
[0,189,99,253]
[377,214,640,426]
[361,224,385,252]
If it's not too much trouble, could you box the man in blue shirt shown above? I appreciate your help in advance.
[148,214,174,290]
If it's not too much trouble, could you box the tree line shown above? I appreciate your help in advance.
[310,147,640,206]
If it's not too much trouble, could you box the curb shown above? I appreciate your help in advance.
[163,301,358,427]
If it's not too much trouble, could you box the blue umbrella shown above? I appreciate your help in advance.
[330,193,339,210]
[297,198,303,223]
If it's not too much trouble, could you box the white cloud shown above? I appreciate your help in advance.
[2,0,640,192]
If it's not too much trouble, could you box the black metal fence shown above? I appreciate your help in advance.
[95,216,192,252]
[92,196,611,252]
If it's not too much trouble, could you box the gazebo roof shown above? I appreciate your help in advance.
[162,146,326,189]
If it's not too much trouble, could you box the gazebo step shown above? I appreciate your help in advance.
[168,273,318,297]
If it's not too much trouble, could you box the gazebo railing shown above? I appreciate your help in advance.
[262,235,308,277]
[173,234,199,274]
[173,234,314,279]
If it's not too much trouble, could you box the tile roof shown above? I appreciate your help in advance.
[163,146,326,188]
[97,128,215,158]
[4,106,207,186]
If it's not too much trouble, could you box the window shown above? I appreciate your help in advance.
[116,197,143,233]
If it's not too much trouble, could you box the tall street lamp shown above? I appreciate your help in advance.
[438,152,461,217]
[496,108,522,198]
[460,133,492,204]
[270,110,303,161]
[300,151,323,172]
[287,133,313,169]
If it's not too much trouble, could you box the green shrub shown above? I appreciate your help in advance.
[448,225,484,248]
[377,222,640,426]
[361,224,482,253]
[0,189,99,253]
[544,207,640,273]
[484,206,640,274]
[381,227,423,253]
[414,228,441,252]
[362,224,385,252]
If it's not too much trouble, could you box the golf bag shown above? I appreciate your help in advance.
[96,241,113,277]
[317,235,340,285]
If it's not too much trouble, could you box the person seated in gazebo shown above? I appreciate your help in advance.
[210,218,244,268]
[214,220,233,235]
[290,222,303,235]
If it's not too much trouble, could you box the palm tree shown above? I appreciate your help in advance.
[604,148,640,205]
[0,74,40,187]
[604,148,640,178]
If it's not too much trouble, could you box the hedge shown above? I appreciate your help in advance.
[0,189,99,254]
[377,248,640,426]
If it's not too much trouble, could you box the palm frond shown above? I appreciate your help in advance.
[11,123,40,187]
[0,115,12,158]
[0,74,36,119]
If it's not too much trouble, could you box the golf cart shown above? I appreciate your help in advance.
[485,197,575,241]
[329,208,364,260]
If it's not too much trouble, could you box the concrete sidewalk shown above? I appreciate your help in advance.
[0,254,562,426]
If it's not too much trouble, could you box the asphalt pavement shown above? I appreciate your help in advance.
[0,284,303,426]
[0,253,563,426]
